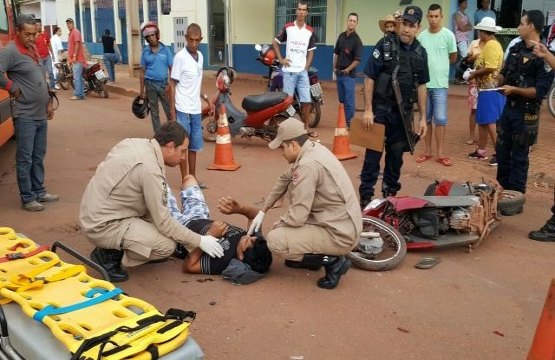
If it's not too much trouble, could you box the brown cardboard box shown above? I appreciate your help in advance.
[349,117,385,152]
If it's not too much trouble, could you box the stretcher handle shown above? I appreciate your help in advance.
[51,241,110,282]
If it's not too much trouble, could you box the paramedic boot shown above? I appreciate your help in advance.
[284,254,323,271]
[317,255,351,290]
[529,215,555,242]
[90,247,129,282]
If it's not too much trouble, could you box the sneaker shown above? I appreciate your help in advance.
[468,150,488,160]
[488,154,498,166]
[37,193,59,202]
[22,201,44,212]
[69,96,84,100]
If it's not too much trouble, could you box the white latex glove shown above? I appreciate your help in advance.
[462,68,474,81]
[247,210,265,235]
[199,235,224,258]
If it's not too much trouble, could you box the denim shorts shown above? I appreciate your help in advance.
[181,184,210,224]
[176,111,203,151]
[283,70,311,103]
[426,88,448,126]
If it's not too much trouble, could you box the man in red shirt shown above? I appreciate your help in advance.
[34,19,56,90]
[66,18,86,100]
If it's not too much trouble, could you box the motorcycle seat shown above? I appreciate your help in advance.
[242,92,289,112]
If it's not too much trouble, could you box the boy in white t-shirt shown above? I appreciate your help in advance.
[170,23,205,183]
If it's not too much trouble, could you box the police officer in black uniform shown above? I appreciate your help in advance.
[359,6,429,208]
[496,10,554,215]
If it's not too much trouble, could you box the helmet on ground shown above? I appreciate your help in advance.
[132,96,149,119]
[260,45,276,66]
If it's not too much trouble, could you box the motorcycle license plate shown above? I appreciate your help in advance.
[310,83,322,97]
[94,70,106,80]
[286,105,296,117]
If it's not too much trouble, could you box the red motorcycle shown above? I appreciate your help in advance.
[203,67,294,142]
[71,61,109,98]
[348,180,514,271]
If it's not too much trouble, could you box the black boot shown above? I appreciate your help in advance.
[90,248,129,282]
[529,216,555,242]
[284,254,323,271]
[317,256,351,290]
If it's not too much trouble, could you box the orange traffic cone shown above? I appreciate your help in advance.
[207,106,241,171]
[527,279,555,360]
[332,103,357,160]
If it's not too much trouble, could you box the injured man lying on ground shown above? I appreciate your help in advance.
[167,175,272,284]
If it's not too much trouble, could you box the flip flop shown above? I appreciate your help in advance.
[436,157,453,166]
[415,256,441,269]
[415,154,432,163]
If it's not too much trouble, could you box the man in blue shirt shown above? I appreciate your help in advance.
[139,22,173,134]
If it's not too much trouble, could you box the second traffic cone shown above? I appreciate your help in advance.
[207,106,241,171]
[527,278,555,360]
[332,103,357,161]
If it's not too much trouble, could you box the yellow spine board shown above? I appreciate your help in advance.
[0,227,192,360]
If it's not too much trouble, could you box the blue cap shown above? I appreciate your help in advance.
[402,6,423,24]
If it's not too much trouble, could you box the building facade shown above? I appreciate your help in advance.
[50,0,554,81]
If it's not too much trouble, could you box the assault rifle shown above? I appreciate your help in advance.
[391,64,419,154]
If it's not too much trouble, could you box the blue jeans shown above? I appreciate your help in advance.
[359,109,406,202]
[72,62,85,98]
[40,56,56,89]
[103,53,117,82]
[145,80,171,134]
[336,74,356,127]
[176,111,203,151]
[13,118,48,204]
[496,106,530,194]
[426,88,448,126]
[283,70,311,103]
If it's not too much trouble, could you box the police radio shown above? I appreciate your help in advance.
[383,34,399,62]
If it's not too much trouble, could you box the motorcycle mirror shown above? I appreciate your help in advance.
[254,44,262,51]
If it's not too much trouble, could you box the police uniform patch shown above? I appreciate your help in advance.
[162,181,168,206]
[522,57,529,64]
[292,169,300,186]
[373,48,380,59]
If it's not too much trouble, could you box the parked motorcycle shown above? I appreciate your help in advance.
[203,67,294,142]
[255,44,323,128]
[71,61,109,98]
[54,50,72,90]
[349,180,507,271]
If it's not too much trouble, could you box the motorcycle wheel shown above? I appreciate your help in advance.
[347,216,407,271]
[94,80,109,98]
[308,101,321,128]
[58,69,71,90]
[497,189,525,214]
[202,115,217,142]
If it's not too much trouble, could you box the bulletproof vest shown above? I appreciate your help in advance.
[505,41,542,103]
[374,34,423,108]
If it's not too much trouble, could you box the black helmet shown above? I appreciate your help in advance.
[132,96,149,119]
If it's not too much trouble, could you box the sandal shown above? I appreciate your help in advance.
[415,256,441,269]
[436,157,453,166]
[415,154,432,163]
[465,139,476,145]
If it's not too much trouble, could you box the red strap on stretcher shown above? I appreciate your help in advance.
[0,245,49,263]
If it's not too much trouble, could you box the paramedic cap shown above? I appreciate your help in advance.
[402,6,423,25]
[268,118,307,149]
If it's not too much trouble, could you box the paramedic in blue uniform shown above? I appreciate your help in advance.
[495,10,553,216]
[359,6,429,209]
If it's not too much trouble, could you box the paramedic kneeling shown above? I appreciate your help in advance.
[249,118,362,290]
[79,122,223,282]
